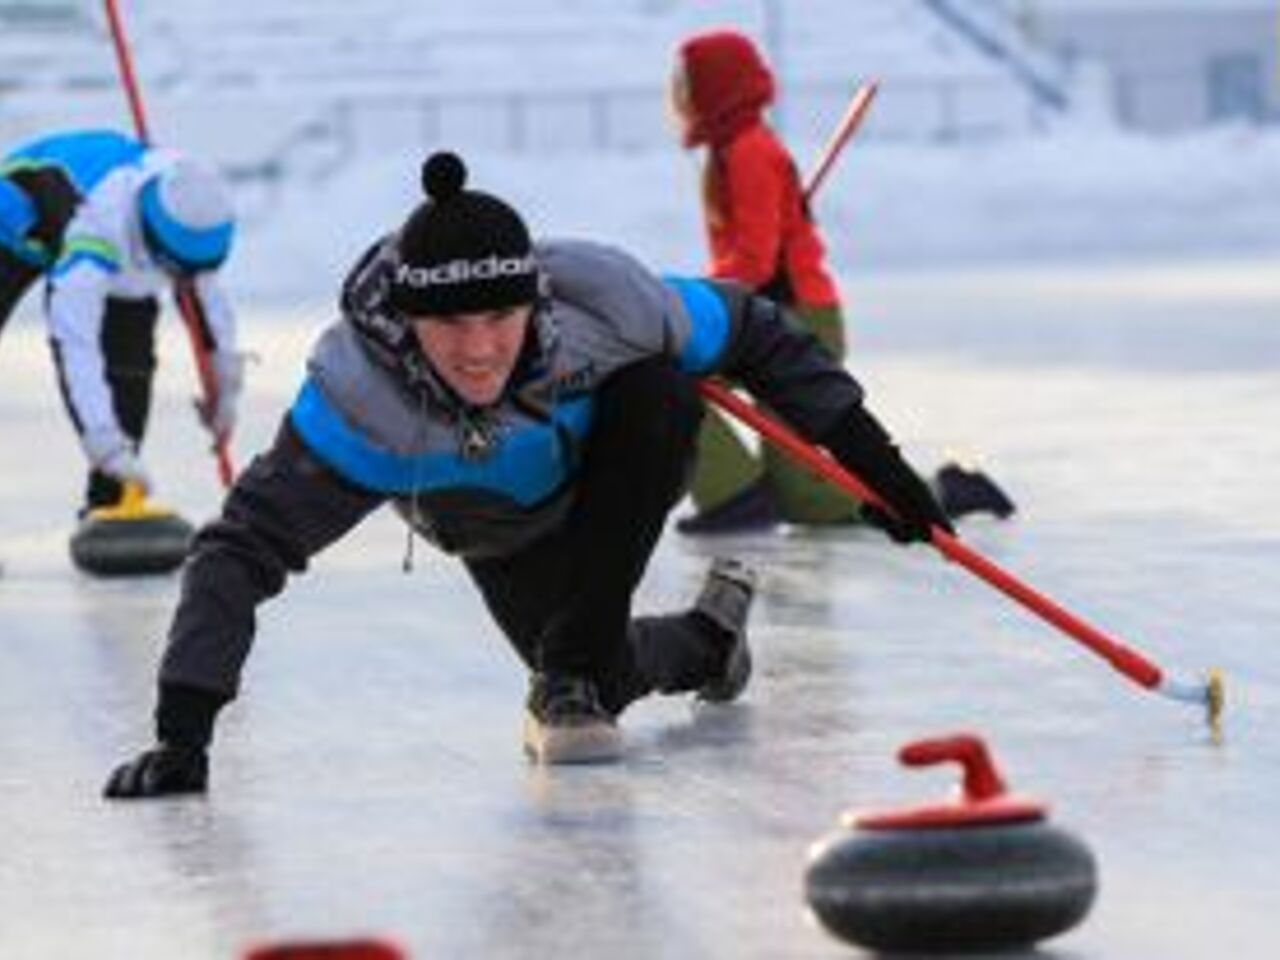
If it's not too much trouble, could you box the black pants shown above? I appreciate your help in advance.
[466,358,725,715]
[49,296,160,510]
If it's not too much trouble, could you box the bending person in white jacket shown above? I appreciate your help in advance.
[0,128,241,513]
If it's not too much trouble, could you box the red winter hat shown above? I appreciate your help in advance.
[677,30,775,147]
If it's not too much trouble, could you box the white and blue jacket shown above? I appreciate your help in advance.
[0,129,236,460]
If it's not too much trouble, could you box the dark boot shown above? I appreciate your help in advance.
[934,462,1017,521]
[694,558,757,703]
[523,673,623,765]
[676,480,781,536]
[82,469,127,516]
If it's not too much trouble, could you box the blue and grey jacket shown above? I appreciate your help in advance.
[158,237,862,706]
[291,236,861,558]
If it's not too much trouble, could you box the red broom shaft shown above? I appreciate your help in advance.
[803,81,879,203]
[698,380,1165,691]
[175,282,235,487]
[928,535,1161,687]
[102,0,150,143]
[102,0,234,487]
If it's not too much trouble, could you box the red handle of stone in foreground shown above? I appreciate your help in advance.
[244,939,405,959]
[900,734,1007,803]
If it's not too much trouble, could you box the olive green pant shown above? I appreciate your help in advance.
[689,305,862,524]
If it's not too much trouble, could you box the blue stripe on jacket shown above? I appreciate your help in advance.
[289,377,595,503]
[0,177,36,244]
[6,130,145,195]
[663,276,730,374]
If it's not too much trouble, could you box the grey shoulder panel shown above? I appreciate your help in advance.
[306,322,422,452]
[537,238,685,358]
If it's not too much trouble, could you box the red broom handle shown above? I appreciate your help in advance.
[175,282,235,487]
[102,0,234,487]
[102,0,150,144]
[803,80,879,204]
[698,380,1165,691]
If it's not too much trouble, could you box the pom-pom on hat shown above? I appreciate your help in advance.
[138,156,235,273]
[389,151,537,317]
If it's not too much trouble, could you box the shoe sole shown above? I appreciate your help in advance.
[522,712,624,765]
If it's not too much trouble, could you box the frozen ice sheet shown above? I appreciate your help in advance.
[2,263,1279,958]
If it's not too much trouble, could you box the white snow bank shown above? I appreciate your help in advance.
[226,124,1280,303]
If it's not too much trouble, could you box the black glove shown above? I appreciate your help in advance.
[822,405,954,545]
[103,744,208,799]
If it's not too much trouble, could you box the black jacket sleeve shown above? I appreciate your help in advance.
[707,282,951,543]
[708,280,864,440]
[155,418,385,746]
[821,405,953,543]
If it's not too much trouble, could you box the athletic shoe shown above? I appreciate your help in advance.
[523,672,623,764]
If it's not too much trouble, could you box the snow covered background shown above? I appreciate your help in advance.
[5,0,1280,306]
[224,123,1280,305]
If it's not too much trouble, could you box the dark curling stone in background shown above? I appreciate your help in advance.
[804,733,1097,954]
[69,483,194,577]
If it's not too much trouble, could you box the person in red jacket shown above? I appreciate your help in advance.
[669,29,1015,533]
[669,28,860,534]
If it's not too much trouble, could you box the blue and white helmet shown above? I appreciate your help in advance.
[138,156,234,273]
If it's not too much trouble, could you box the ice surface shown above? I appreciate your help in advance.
[2,260,1280,957]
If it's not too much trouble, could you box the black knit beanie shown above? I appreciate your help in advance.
[388,151,538,317]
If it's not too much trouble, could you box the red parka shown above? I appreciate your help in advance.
[678,30,840,309]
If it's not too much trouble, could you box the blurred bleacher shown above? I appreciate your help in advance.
[0,0,1088,181]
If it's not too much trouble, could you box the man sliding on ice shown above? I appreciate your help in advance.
[105,152,950,798]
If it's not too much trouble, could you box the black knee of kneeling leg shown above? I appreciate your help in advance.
[593,358,702,467]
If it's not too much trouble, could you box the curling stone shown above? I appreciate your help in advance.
[804,733,1096,954]
[69,482,193,577]
[243,939,404,959]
